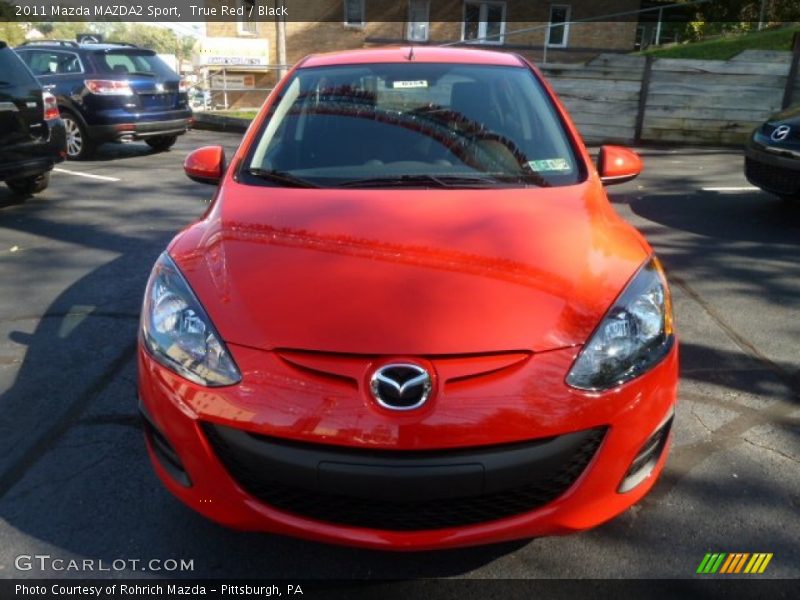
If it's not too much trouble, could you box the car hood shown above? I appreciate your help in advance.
[169,181,649,355]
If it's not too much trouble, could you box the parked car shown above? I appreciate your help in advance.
[14,40,192,159]
[0,40,65,196]
[745,104,800,201]
[138,47,678,550]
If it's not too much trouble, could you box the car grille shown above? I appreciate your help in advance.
[203,425,606,531]
[745,156,800,196]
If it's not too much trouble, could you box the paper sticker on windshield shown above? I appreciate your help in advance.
[528,159,571,172]
[392,80,428,89]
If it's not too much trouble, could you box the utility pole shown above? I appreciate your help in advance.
[655,7,663,45]
[277,0,287,79]
[758,0,767,31]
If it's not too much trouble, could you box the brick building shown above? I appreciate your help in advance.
[203,0,640,107]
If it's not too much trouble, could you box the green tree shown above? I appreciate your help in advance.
[0,0,26,46]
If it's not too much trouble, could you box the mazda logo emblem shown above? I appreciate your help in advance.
[771,124,791,142]
[370,363,432,410]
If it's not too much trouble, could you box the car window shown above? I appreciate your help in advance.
[91,51,176,78]
[245,63,582,188]
[0,47,39,86]
[23,50,83,75]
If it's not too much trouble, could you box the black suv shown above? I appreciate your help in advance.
[0,40,65,196]
[15,40,192,159]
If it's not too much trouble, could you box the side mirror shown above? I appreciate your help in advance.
[184,146,226,185]
[597,145,642,185]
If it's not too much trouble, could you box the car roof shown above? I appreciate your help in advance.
[300,46,526,69]
[16,41,149,52]
[81,43,151,52]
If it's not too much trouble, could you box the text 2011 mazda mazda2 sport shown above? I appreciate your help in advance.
[138,47,678,550]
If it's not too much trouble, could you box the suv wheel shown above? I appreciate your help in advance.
[62,112,94,159]
[145,135,178,152]
[6,172,50,196]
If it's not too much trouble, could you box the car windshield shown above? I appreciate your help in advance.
[244,63,583,188]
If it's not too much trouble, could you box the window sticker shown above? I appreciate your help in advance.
[528,158,571,172]
[392,80,429,89]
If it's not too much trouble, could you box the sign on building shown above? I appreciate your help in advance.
[196,37,269,69]
[210,74,256,90]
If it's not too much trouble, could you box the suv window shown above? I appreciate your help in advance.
[22,50,83,75]
[91,50,175,78]
[0,47,38,87]
[246,63,582,188]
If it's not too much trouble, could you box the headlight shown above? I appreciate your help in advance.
[141,253,241,386]
[566,257,674,391]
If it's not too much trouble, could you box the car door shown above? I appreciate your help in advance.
[0,44,45,161]
[17,48,85,108]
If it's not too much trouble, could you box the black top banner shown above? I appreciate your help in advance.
[1,0,728,23]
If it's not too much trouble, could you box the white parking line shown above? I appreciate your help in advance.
[53,168,120,182]
[701,186,759,192]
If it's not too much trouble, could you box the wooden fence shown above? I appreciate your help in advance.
[539,45,800,146]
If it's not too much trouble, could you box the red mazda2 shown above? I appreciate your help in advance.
[138,47,678,550]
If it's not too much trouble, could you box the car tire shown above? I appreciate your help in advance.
[6,172,50,196]
[61,112,94,160]
[145,135,178,152]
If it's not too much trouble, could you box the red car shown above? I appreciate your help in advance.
[138,47,678,550]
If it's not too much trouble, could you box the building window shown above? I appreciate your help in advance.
[407,0,430,42]
[462,1,506,45]
[238,0,258,36]
[344,0,365,27]
[547,5,570,48]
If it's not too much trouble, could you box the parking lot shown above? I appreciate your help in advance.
[0,130,798,579]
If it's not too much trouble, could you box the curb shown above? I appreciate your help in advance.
[192,112,252,134]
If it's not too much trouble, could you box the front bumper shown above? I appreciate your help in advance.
[138,342,678,550]
[745,140,800,198]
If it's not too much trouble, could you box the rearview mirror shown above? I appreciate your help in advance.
[597,146,642,186]
[184,146,226,185]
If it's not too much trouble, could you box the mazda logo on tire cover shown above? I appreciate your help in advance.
[370,363,432,410]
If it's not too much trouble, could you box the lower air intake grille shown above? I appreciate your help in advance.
[203,424,606,531]
[745,157,800,196]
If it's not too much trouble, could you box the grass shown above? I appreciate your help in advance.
[209,109,260,120]
[640,25,800,60]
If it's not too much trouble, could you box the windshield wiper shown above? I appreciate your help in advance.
[338,173,546,189]
[244,167,320,188]
[337,174,505,188]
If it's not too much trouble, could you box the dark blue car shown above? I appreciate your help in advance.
[15,40,192,159]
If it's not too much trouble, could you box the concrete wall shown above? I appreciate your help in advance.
[541,50,800,145]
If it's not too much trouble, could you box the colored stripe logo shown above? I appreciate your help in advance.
[697,553,772,574]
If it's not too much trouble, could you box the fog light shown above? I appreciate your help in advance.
[140,400,192,488]
[618,415,673,493]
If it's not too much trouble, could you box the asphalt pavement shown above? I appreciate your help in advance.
[0,131,797,580]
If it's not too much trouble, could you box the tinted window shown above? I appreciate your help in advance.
[91,50,176,78]
[23,50,83,75]
[0,47,38,87]
[246,63,582,188]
